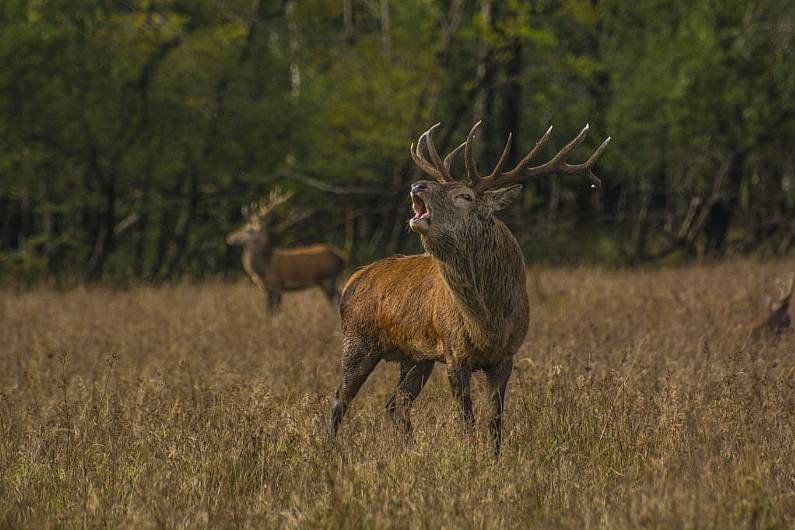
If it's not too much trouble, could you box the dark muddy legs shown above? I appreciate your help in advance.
[327,338,381,443]
[484,358,513,457]
[266,290,282,313]
[446,362,475,428]
[385,360,434,436]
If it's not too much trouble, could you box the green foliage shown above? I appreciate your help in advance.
[1,0,793,282]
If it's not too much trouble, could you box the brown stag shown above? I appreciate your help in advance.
[327,121,610,455]
[227,189,348,313]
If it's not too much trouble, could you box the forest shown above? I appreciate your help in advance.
[1,0,793,283]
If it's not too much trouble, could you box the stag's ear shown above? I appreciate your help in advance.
[482,185,522,212]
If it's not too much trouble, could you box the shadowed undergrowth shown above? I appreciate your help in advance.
[1,258,794,529]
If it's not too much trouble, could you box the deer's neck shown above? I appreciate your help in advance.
[242,237,273,277]
[431,219,527,331]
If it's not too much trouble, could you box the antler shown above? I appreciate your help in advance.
[410,123,466,183]
[464,123,611,193]
[244,188,295,220]
[276,207,312,232]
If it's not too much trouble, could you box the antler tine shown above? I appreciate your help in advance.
[277,207,312,232]
[512,125,554,175]
[464,121,483,187]
[255,187,294,218]
[411,128,447,183]
[541,123,590,169]
[489,133,513,178]
[423,123,451,182]
[444,141,466,173]
[410,141,436,177]
[411,124,470,183]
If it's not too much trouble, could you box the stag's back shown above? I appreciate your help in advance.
[270,244,347,289]
[341,255,454,358]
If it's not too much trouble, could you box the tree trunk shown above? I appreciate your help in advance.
[160,175,199,281]
[85,179,116,282]
[148,202,176,283]
[380,0,391,58]
[343,0,353,42]
[703,152,744,257]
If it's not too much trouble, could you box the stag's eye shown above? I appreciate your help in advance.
[458,194,473,202]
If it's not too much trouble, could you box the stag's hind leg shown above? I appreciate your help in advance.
[485,357,513,457]
[266,290,282,313]
[321,278,340,305]
[385,359,434,436]
[327,336,381,443]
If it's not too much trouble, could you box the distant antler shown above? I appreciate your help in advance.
[464,122,611,193]
[276,207,312,232]
[243,188,294,220]
[410,123,466,183]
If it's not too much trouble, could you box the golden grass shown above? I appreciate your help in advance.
[1,258,794,529]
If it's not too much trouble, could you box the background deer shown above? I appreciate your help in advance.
[327,121,610,455]
[743,275,794,340]
[227,189,348,313]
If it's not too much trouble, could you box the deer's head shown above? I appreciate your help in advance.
[226,189,294,248]
[408,122,611,256]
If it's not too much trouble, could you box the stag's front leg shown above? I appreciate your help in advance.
[446,361,475,428]
[485,357,513,457]
[327,336,381,445]
[386,359,434,437]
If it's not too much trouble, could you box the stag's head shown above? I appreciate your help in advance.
[407,122,611,254]
[226,189,294,247]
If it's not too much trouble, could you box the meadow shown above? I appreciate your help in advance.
[1,258,794,529]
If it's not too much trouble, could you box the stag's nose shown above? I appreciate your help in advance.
[411,182,430,194]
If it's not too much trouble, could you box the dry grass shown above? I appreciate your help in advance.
[1,258,795,529]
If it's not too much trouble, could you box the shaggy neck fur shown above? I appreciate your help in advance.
[423,214,526,337]
[242,234,273,276]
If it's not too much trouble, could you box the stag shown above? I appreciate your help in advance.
[227,189,348,313]
[327,121,610,455]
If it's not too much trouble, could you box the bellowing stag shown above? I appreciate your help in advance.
[327,121,610,455]
[227,189,348,313]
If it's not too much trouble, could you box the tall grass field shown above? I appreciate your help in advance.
[1,259,794,529]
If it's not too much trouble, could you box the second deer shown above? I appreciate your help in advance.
[227,189,348,313]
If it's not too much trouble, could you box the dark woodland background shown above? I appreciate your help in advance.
[1,0,793,284]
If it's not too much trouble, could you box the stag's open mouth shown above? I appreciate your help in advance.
[409,193,432,233]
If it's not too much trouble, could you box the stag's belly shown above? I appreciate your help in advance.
[346,288,525,365]
[268,252,338,290]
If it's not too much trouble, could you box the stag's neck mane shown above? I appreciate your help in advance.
[241,234,275,276]
[426,218,526,331]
